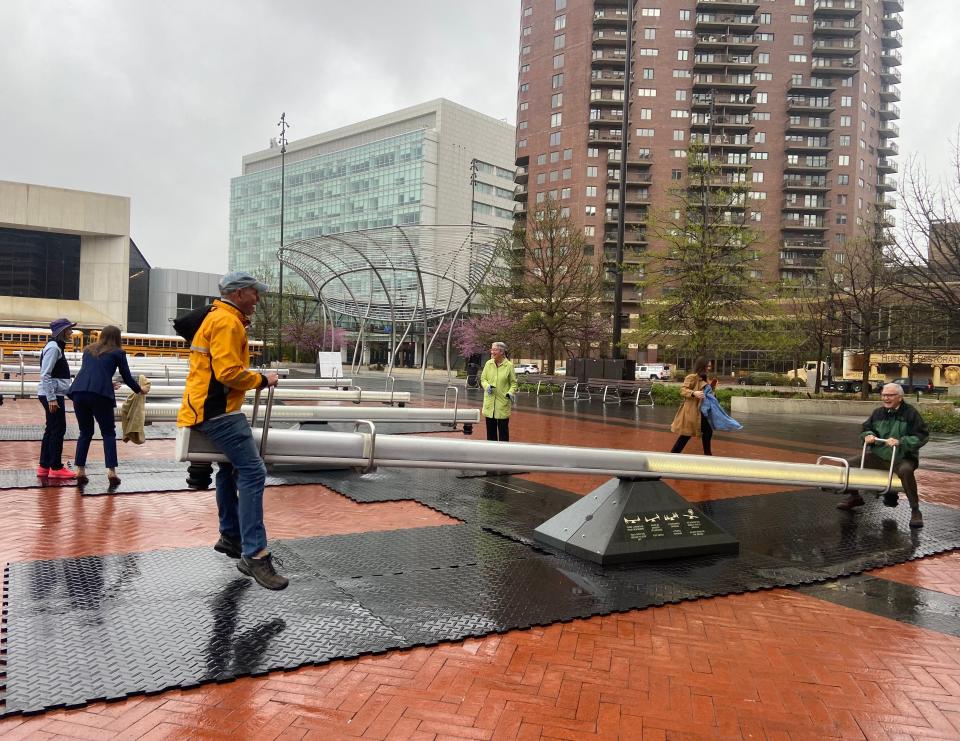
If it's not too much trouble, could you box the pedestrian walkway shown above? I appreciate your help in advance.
[0,382,958,739]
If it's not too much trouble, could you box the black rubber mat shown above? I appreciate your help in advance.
[0,424,177,441]
[3,471,960,717]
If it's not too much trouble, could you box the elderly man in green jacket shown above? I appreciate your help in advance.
[837,382,929,529]
[480,341,519,441]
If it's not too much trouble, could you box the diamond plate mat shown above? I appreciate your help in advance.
[2,469,959,717]
[0,424,178,441]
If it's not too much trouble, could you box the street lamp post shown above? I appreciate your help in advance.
[611,0,633,360]
[276,112,289,367]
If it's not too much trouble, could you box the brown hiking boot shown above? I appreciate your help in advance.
[836,493,865,511]
[909,510,924,529]
[238,553,289,590]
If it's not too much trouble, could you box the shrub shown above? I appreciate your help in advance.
[922,408,960,434]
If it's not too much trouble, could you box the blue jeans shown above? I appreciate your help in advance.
[197,413,268,558]
[72,391,118,468]
[38,395,67,469]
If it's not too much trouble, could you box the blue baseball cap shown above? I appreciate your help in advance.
[219,271,268,295]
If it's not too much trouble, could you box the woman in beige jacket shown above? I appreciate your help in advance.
[669,356,715,455]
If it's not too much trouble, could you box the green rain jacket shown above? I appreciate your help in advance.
[860,400,929,463]
[480,358,518,420]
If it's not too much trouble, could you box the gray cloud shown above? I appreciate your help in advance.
[1,0,955,273]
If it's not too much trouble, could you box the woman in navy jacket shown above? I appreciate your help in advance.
[68,326,145,486]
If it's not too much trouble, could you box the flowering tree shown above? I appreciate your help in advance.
[282,321,347,362]
[444,314,519,359]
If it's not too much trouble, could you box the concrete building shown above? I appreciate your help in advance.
[514,0,902,317]
[229,99,517,293]
[146,268,220,336]
[0,180,135,330]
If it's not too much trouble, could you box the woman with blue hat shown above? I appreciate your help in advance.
[37,317,77,480]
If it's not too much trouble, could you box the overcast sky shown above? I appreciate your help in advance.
[1,0,957,274]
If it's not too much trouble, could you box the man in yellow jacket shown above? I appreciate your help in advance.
[178,271,285,590]
[480,341,518,441]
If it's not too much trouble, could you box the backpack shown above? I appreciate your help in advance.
[173,304,215,344]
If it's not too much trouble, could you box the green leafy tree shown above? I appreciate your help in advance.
[633,142,766,356]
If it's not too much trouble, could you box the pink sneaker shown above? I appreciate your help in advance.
[36,466,49,477]
[46,467,77,480]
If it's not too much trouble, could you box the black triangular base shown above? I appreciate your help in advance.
[533,477,740,565]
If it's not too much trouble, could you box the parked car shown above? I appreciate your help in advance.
[514,363,540,374]
[891,377,938,394]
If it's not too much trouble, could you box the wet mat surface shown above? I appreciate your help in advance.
[0,424,177,441]
[2,467,959,717]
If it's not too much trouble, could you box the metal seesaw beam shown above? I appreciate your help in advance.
[124,403,479,426]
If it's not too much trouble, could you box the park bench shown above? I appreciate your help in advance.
[578,377,654,406]
[521,374,579,399]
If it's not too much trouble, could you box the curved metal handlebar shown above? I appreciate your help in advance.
[442,385,460,428]
[861,439,899,496]
[815,455,851,493]
[353,420,377,473]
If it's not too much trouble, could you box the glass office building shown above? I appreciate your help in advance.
[229,99,517,293]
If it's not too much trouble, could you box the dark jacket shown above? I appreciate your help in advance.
[860,401,929,463]
[68,348,142,407]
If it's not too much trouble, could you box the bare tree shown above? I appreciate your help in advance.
[781,271,838,393]
[497,200,606,374]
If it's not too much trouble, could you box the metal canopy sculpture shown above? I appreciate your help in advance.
[280,225,506,377]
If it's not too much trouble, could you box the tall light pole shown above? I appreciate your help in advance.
[276,112,289,366]
[611,0,633,360]
[469,158,478,225]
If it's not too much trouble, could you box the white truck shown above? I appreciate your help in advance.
[635,363,672,380]
[788,359,885,393]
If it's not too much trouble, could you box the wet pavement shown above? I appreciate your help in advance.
[0,375,958,738]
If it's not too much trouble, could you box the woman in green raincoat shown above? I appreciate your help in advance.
[480,341,518,441]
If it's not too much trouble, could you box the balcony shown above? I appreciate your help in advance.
[691,113,753,129]
[591,49,627,66]
[513,186,528,202]
[879,102,900,119]
[784,158,831,172]
[878,140,899,156]
[812,18,859,34]
[876,176,897,191]
[787,96,834,113]
[813,38,859,54]
[784,198,829,211]
[514,166,528,185]
[782,218,827,230]
[691,133,752,149]
[604,210,648,227]
[693,53,757,69]
[697,0,761,10]
[788,77,838,93]
[880,47,903,66]
[786,118,833,134]
[692,73,756,88]
[812,56,859,74]
[783,176,830,190]
[883,12,903,30]
[880,83,901,101]
[881,66,902,84]
[694,13,760,32]
[591,70,625,86]
[882,0,904,12]
[588,129,623,146]
[876,196,897,209]
[879,122,900,138]
[593,8,629,26]
[877,158,898,173]
[782,238,827,250]
[813,0,861,16]
[604,232,648,246]
[883,29,903,48]
[784,136,832,152]
[593,30,628,46]
[779,255,827,268]
[691,92,755,108]
[695,32,758,51]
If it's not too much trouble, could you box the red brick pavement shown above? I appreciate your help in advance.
[1,399,958,739]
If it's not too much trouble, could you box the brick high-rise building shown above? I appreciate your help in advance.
[513,0,902,343]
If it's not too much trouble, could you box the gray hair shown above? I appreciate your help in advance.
[491,341,507,353]
[881,382,904,397]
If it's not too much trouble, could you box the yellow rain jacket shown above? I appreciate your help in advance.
[177,300,267,427]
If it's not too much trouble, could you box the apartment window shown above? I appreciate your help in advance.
[521,45,531,56]
[563,148,573,160]
[671,149,687,158]
[837,174,849,185]
[756,92,768,104]
[672,69,691,78]
[523,6,532,16]
[612,89,624,101]
[754,132,765,144]
[838,135,850,146]
[551,112,562,127]
[586,166,597,177]
[675,89,686,101]
[670,109,688,118]
[519,102,528,112]
[643,27,656,39]
[641,8,660,16]
[517,139,527,149]
[554,34,565,50]
[750,151,768,160]
[788,54,807,63]
[522,26,532,37]
[758,52,770,64]
[519,83,529,93]
[836,214,847,225]
[675,29,693,38]
[750,191,767,201]
[752,112,771,121]
[518,120,528,130]
[562,168,571,179]
[552,73,563,89]
[636,128,654,136]
[752,172,764,183]
[550,151,560,163]
[760,13,771,24]
[834,252,845,264]
[790,14,808,22]
[587,148,599,157]
[677,49,689,61]
[536,173,545,185]
[551,93,562,108]
[585,186,597,197]
[755,72,772,81]
[537,154,547,165]
[841,96,852,107]
[793,34,804,46]
[555,0,565,9]
[520,64,530,74]
[637,88,656,97]
[679,9,690,20]
[840,115,851,126]
[553,53,564,69]
[756,33,773,41]
[561,188,571,200]
[535,192,545,204]
[671,169,683,180]
[836,194,847,206]
[640,108,652,119]
[549,132,561,146]
[642,68,655,79]
[554,14,565,30]
[751,212,762,222]
[585,205,597,215]
[561,207,570,218]
[549,170,559,182]
[673,130,685,141]
[639,48,659,56]
[795,0,806,5]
